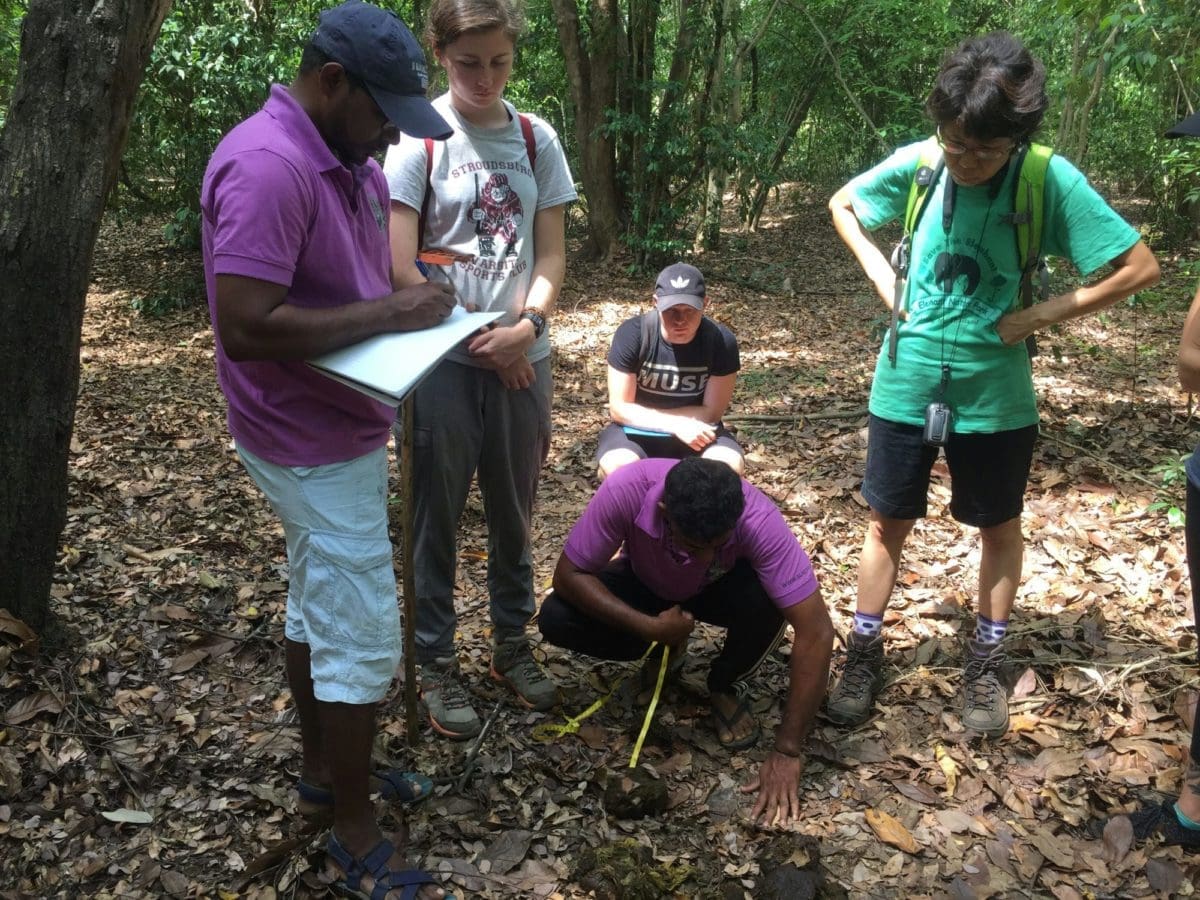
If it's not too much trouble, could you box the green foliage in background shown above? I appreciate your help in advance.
[121,1,332,248]
[0,1,23,127]
[122,0,566,251]
[0,0,1195,273]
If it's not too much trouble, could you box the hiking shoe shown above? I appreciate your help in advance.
[420,657,481,740]
[825,632,885,726]
[961,639,1009,738]
[490,635,558,711]
[1096,800,1200,849]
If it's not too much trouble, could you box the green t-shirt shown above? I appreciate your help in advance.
[846,141,1140,433]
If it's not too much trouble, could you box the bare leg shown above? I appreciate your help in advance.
[700,444,745,475]
[286,639,327,785]
[321,700,446,900]
[597,448,641,480]
[855,510,917,617]
[1179,757,1200,821]
[977,516,1022,624]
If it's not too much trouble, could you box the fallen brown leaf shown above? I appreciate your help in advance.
[1101,815,1133,864]
[0,609,37,651]
[864,808,921,854]
[6,690,64,725]
[1145,857,1183,893]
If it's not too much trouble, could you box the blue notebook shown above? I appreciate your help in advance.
[622,425,673,438]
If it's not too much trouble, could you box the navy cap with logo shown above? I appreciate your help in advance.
[654,263,706,312]
[310,0,452,140]
[1166,110,1200,139]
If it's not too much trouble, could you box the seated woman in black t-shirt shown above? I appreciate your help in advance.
[597,262,744,478]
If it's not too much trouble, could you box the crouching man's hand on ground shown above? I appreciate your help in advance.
[742,751,805,827]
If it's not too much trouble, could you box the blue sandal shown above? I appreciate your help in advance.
[327,832,454,900]
[298,769,434,818]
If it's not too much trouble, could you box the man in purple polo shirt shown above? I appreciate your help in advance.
[202,3,459,897]
[540,457,834,825]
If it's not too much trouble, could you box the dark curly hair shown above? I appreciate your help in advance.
[662,458,745,542]
[926,31,1047,143]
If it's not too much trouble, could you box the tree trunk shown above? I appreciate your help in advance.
[630,0,699,266]
[1054,19,1118,164]
[694,0,735,252]
[1069,25,1120,164]
[694,0,782,251]
[741,81,821,231]
[0,0,173,632]
[550,0,622,261]
[624,0,661,201]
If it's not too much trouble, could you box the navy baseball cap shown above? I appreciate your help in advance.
[1166,110,1200,139]
[654,263,706,311]
[310,1,452,140]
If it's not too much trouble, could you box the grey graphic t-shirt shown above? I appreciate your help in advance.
[383,95,577,366]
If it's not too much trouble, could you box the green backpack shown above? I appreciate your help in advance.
[888,136,1053,363]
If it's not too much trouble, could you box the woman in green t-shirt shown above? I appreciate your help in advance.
[826,31,1159,738]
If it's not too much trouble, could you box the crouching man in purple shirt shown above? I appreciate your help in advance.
[540,457,834,825]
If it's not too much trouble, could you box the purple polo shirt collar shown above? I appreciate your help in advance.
[562,458,818,609]
[633,478,668,540]
[267,85,375,195]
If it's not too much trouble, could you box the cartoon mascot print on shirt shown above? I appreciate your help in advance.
[469,172,524,258]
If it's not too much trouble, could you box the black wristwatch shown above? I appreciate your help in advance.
[520,309,547,339]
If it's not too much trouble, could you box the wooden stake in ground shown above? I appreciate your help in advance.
[399,396,420,745]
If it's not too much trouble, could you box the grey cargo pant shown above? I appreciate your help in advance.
[406,357,552,661]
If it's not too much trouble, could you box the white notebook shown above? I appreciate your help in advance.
[308,307,504,406]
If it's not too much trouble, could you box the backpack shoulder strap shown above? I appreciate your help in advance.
[903,137,945,238]
[1009,142,1052,358]
[518,113,537,171]
[1011,142,1052,273]
[637,310,657,368]
[889,138,943,365]
[418,137,435,250]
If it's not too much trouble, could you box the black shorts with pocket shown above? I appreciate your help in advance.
[860,414,1037,527]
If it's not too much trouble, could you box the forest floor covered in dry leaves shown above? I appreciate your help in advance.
[3,186,1200,899]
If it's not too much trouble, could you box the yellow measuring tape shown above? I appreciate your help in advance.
[532,642,670,769]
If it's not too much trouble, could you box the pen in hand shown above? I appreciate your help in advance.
[416,249,476,311]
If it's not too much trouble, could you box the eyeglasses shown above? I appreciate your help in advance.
[936,126,1014,162]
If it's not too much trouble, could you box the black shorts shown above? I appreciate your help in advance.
[860,414,1037,527]
[594,422,743,464]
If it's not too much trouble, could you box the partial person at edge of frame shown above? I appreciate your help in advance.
[826,30,1159,739]
[1094,105,1200,847]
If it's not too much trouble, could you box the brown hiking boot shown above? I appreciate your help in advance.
[961,639,1009,738]
[420,656,482,740]
[825,632,885,726]
[490,635,558,711]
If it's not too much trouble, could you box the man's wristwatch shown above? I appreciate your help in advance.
[520,308,547,339]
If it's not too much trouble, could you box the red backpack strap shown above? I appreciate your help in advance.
[518,113,536,171]
[417,137,434,249]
